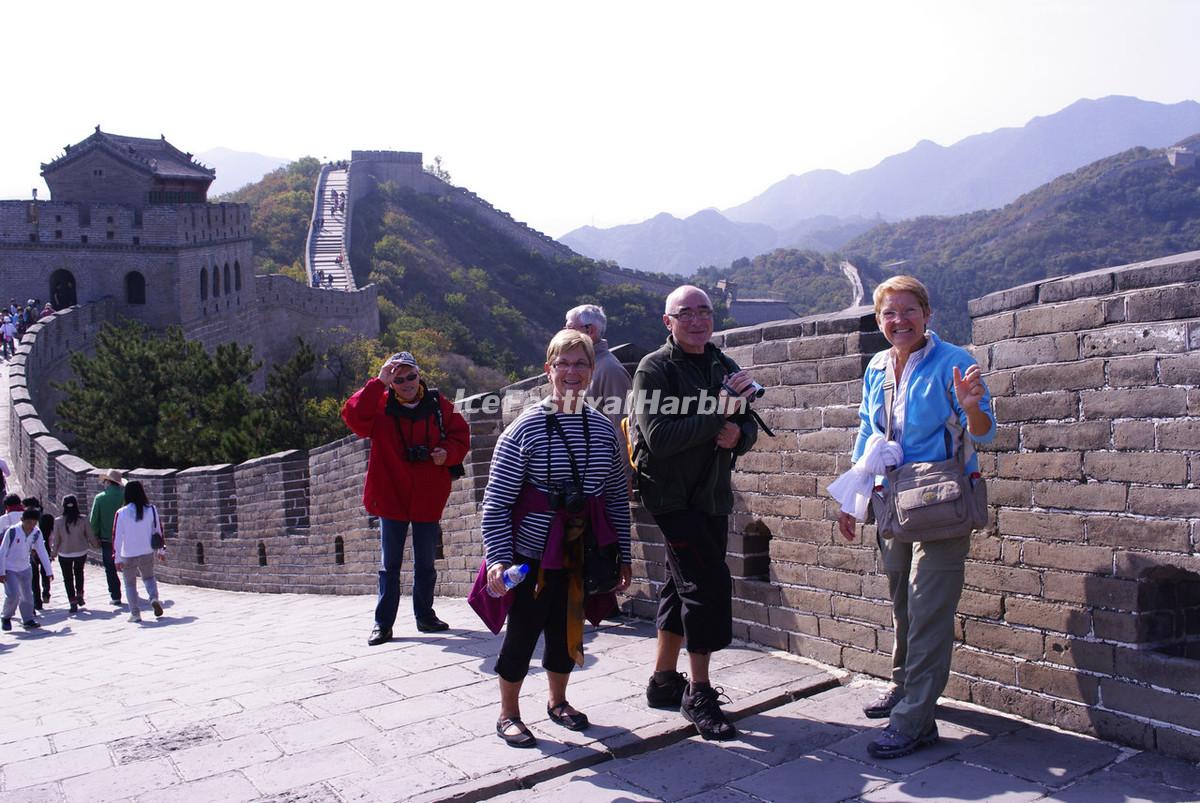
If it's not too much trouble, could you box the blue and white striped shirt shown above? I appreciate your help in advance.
[481,404,632,567]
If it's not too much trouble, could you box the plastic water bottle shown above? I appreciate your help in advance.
[488,563,530,597]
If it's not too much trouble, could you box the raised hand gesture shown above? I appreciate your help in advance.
[953,365,985,412]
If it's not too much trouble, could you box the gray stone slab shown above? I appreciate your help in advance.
[0,781,64,803]
[1109,751,1200,793]
[1043,772,1200,803]
[732,751,897,803]
[60,757,180,803]
[241,744,373,796]
[608,739,770,800]
[170,733,283,781]
[958,724,1122,787]
[268,712,378,754]
[2,744,112,788]
[134,771,261,803]
[326,755,470,803]
[862,761,1047,803]
[714,705,855,767]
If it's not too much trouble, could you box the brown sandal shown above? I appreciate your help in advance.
[496,715,537,748]
[547,701,590,731]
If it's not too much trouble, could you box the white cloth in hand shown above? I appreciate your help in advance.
[827,434,904,519]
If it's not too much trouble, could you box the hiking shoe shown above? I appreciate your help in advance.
[867,725,939,759]
[1,618,10,631]
[646,670,689,709]
[128,612,142,623]
[22,620,40,630]
[69,603,78,614]
[863,685,905,719]
[681,684,737,741]
[152,600,164,618]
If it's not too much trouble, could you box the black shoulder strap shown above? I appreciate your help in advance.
[427,389,447,440]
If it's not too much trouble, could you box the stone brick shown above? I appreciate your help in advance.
[951,646,1019,684]
[1086,516,1191,551]
[1127,486,1200,518]
[972,312,1014,344]
[787,336,846,361]
[842,646,892,678]
[964,619,1044,658]
[751,339,790,365]
[1113,420,1155,450]
[1014,299,1106,337]
[1093,609,1175,642]
[1043,571,1139,609]
[806,566,862,595]
[778,586,832,615]
[964,562,1042,595]
[778,519,834,545]
[996,452,1082,481]
[1114,647,1200,695]
[1159,353,1200,385]
[1101,679,1200,730]
[816,545,874,573]
[1114,550,1200,580]
[1038,268,1115,303]
[1080,322,1189,358]
[1081,387,1188,419]
[987,478,1033,507]
[766,606,818,635]
[1020,540,1112,573]
[1088,451,1188,485]
[1155,728,1200,763]
[794,429,854,452]
[968,281,1039,317]
[1020,420,1111,450]
[1018,662,1100,705]
[1032,481,1126,512]
[1157,419,1200,450]
[789,633,843,666]
[993,511,1089,542]
[1004,597,1090,636]
[831,595,892,626]
[958,589,1003,619]
[1113,253,1200,290]
[1106,355,1158,387]
[991,333,1078,369]
[817,617,876,650]
[994,392,1078,423]
[779,361,819,385]
[1044,636,1114,674]
[1124,284,1200,322]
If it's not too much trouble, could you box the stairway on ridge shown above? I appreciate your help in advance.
[309,167,354,291]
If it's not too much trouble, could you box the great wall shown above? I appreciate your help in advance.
[3,133,1199,762]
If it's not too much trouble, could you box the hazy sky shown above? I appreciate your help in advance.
[3,1,1199,236]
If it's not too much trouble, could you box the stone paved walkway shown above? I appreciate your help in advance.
[1,568,1198,802]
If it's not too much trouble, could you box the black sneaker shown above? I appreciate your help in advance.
[646,671,689,709]
[681,684,737,741]
[1,618,10,631]
[863,685,905,719]
[22,620,40,630]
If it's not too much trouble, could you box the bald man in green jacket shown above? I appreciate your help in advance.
[89,470,125,604]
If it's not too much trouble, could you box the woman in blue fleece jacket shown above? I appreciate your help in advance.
[838,275,996,760]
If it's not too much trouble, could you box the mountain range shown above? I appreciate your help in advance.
[563,96,1200,275]
[199,147,291,197]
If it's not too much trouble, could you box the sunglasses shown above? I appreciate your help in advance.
[395,371,418,382]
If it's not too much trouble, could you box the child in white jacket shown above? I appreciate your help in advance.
[1,509,53,630]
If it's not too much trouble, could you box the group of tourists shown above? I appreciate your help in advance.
[0,470,169,631]
[342,274,995,761]
[1,298,53,359]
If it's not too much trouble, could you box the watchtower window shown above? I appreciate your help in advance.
[234,261,242,291]
[79,205,90,226]
[200,267,208,300]
[92,168,103,177]
[125,271,146,305]
[223,263,231,294]
[212,265,220,297]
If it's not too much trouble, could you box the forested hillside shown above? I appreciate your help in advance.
[220,157,321,277]
[694,250,855,316]
[350,183,671,375]
[842,137,1200,340]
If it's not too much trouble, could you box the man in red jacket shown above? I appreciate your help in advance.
[342,352,471,645]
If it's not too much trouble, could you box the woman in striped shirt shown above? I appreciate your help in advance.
[482,329,632,748]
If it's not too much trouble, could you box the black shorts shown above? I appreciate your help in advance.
[652,510,732,654]
[494,556,576,682]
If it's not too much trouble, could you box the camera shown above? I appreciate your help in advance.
[547,478,585,514]
[723,377,766,401]
[406,445,431,462]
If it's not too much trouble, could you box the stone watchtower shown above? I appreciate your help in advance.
[0,127,252,331]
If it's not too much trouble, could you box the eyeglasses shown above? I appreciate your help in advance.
[396,372,418,382]
[667,308,713,322]
[879,307,924,322]
[551,360,591,372]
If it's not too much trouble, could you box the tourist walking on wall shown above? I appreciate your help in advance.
[478,329,632,748]
[630,285,760,741]
[22,497,53,609]
[112,481,166,623]
[52,495,97,614]
[0,509,53,631]
[1,316,16,359]
[835,275,995,759]
[90,469,126,604]
[341,351,470,645]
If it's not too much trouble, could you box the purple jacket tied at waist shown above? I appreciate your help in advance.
[468,484,618,633]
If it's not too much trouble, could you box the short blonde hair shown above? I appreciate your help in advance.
[873,275,931,316]
[545,329,595,366]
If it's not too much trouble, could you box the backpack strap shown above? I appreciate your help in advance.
[427,389,448,440]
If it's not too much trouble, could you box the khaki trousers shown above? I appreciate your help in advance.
[877,533,969,739]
